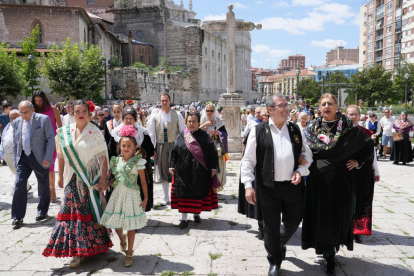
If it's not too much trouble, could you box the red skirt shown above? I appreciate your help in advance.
[171,180,218,214]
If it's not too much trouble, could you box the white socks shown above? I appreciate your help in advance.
[181,213,188,221]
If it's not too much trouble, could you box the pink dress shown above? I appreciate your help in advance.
[42,105,58,172]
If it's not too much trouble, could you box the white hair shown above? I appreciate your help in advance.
[18,101,33,109]
[298,112,309,121]
[9,109,19,115]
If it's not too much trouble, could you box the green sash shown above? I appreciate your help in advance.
[60,124,103,223]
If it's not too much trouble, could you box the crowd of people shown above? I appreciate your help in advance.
[0,92,413,275]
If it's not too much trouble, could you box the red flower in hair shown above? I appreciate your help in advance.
[87,101,95,113]
[119,125,136,138]
[125,99,134,106]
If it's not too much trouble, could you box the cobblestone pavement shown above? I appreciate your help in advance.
[0,159,413,276]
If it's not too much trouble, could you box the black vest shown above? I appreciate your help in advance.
[255,121,303,188]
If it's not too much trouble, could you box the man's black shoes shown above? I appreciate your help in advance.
[354,235,362,244]
[36,214,48,221]
[268,264,280,276]
[12,219,23,229]
[326,255,337,276]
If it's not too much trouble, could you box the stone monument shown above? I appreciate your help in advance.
[201,4,261,153]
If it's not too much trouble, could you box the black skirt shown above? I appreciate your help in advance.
[391,133,413,163]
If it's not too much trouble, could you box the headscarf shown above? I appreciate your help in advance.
[200,104,225,130]
[122,106,137,122]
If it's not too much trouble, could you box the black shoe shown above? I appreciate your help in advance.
[36,214,48,221]
[282,244,287,260]
[2,160,7,166]
[12,219,23,229]
[355,235,362,244]
[178,220,188,229]
[403,162,406,165]
[326,255,337,276]
[268,264,281,276]
[193,215,201,223]
[256,231,264,240]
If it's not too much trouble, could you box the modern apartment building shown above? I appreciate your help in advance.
[326,46,359,64]
[278,55,306,71]
[359,0,403,71]
[401,1,414,63]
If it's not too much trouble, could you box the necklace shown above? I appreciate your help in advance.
[322,120,338,136]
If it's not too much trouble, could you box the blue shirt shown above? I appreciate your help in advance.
[0,113,10,135]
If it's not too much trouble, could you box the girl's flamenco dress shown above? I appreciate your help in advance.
[101,155,148,231]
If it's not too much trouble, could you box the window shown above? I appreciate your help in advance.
[386,36,392,46]
[218,53,221,59]
[410,6,413,12]
[218,67,220,72]
[224,55,226,62]
[205,63,208,69]
[368,43,373,52]
[87,0,95,4]
[212,50,214,58]
[369,23,373,31]
[368,34,373,41]
[387,13,392,22]
[31,20,43,44]
[140,56,144,62]
[205,47,207,54]
[387,26,392,33]
[386,48,392,56]
[407,53,411,59]
[387,2,393,12]
[409,29,412,36]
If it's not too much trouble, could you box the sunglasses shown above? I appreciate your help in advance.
[97,114,104,116]
[206,110,214,113]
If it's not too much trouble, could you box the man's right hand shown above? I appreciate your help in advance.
[153,152,157,160]
[58,177,63,188]
[245,187,256,205]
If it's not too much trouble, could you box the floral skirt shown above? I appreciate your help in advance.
[171,182,218,214]
[43,174,113,258]
[101,183,147,231]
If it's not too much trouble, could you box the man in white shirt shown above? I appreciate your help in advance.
[147,93,185,206]
[241,94,312,276]
[242,107,263,138]
[247,107,255,123]
[379,108,395,159]
[0,110,32,194]
[62,101,75,126]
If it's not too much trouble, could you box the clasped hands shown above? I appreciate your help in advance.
[245,170,302,206]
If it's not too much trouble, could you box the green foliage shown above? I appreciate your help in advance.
[325,71,350,96]
[208,252,223,260]
[350,65,393,106]
[392,60,414,106]
[297,79,321,103]
[129,56,182,75]
[42,37,106,100]
[18,25,42,97]
[0,43,24,99]
[110,55,122,68]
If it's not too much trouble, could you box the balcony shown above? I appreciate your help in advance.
[375,45,384,51]
[375,56,383,62]
[376,12,385,19]
[376,24,383,30]
[375,35,384,40]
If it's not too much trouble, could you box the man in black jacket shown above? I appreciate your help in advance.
[241,94,313,276]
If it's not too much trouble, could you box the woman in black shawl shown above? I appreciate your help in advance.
[169,112,219,229]
[301,94,373,276]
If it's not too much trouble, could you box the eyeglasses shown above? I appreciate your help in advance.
[262,115,270,117]
[206,110,214,113]
[272,104,289,109]
[19,111,32,115]
[97,114,104,116]
[321,102,335,107]
[347,113,359,117]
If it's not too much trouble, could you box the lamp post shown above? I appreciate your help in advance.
[318,71,330,96]
[404,72,410,112]
[296,67,300,100]
[102,58,108,101]
[28,54,34,94]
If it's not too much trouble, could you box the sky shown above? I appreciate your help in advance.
[178,0,363,69]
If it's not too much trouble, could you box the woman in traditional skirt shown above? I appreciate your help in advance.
[391,111,413,165]
[42,100,113,268]
[101,125,148,267]
[200,103,229,190]
[169,112,219,229]
[111,106,155,211]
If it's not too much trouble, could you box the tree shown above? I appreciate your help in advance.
[19,25,41,98]
[42,38,106,99]
[350,65,393,106]
[325,71,350,96]
[297,79,321,104]
[0,43,24,99]
[392,60,414,106]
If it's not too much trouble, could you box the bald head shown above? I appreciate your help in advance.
[18,101,34,121]
[18,100,33,109]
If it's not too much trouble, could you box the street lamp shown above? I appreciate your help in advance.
[318,71,330,96]
[296,68,300,100]
[28,54,34,94]
[404,72,410,112]
[102,58,108,101]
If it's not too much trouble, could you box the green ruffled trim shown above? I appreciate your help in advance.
[103,211,145,218]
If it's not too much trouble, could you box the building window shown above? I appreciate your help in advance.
[87,0,95,4]
[408,53,411,59]
[205,47,207,54]
[136,30,144,40]
[140,56,144,62]
[224,55,226,61]
[212,50,214,58]
[205,63,208,69]
[218,67,221,72]
[387,2,392,12]
[218,53,221,59]
[31,20,43,44]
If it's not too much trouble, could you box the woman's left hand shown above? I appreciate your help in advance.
[346,159,359,170]
[211,169,217,177]
[98,181,109,191]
